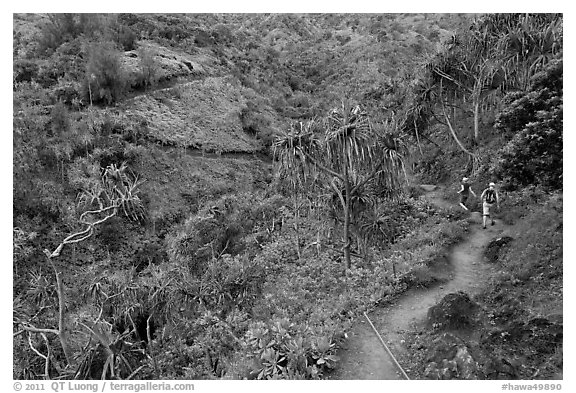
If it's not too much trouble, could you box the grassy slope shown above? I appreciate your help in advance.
[123,78,260,152]
[134,144,272,231]
[80,13,470,228]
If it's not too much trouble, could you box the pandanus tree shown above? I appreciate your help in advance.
[274,101,405,269]
[14,162,144,371]
[402,13,562,174]
[424,31,508,145]
[486,13,562,91]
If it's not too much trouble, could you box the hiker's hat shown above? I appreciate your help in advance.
[489,182,495,187]
[462,177,469,182]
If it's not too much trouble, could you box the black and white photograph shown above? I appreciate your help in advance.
[11,7,565,390]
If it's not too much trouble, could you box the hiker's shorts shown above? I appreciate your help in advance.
[460,193,469,204]
[483,202,493,216]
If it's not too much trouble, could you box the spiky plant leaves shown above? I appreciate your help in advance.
[273,120,323,191]
[78,162,145,222]
[274,102,406,268]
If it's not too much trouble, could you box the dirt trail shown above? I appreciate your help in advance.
[329,184,501,380]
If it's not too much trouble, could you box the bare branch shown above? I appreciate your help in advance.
[441,98,475,157]
[126,365,145,380]
[322,244,364,259]
[61,228,93,245]
[79,205,117,224]
[42,333,51,380]
[50,206,118,258]
[88,210,118,227]
[28,333,48,360]
[430,110,448,126]
[17,322,59,336]
[433,67,473,93]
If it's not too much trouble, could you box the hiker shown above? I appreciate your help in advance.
[480,182,500,229]
[457,177,476,211]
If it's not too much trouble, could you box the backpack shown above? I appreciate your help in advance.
[485,189,496,204]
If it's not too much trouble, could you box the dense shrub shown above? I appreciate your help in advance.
[138,49,159,89]
[37,14,105,55]
[491,59,563,191]
[239,100,277,148]
[37,14,82,54]
[107,18,138,51]
[35,39,86,89]
[166,193,288,274]
[51,80,82,107]
[49,101,70,137]
[13,59,39,83]
[83,42,128,105]
[36,14,138,57]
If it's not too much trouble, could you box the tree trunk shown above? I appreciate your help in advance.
[442,101,475,157]
[342,134,352,270]
[343,177,352,270]
[49,259,74,366]
[413,119,423,156]
[293,195,301,260]
[473,91,481,143]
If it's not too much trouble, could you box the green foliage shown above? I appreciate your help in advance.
[239,99,275,147]
[167,193,288,274]
[200,255,266,312]
[13,228,38,261]
[49,101,70,136]
[356,197,432,247]
[37,14,86,54]
[491,59,562,190]
[470,192,562,379]
[241,318,339,379]
[79,162,146,221]
[13,59,39,83]
[274,103,405,268]
[83,42,127,105]
[37,14,138,56]
[137,48,159,90]
[13,12,562,381]
[107,17,138,51]
[401,13,562,158]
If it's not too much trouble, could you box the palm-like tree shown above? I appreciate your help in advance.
[274,101,404,269]
[482,13,562,90]
[402,13,561,175]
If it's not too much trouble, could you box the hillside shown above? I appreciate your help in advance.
[13,13,562,382]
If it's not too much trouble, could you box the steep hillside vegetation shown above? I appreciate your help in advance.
[13,13,561,381]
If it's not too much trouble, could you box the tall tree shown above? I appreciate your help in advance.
[274,101,404,269]
[401,13,562,171]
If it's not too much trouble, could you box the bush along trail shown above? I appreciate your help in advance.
[329,183,501,380]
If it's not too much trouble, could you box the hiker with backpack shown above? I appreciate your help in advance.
[480,182,500,229]
[457,177,476,211]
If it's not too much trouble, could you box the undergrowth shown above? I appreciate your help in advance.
[13,188,471,380]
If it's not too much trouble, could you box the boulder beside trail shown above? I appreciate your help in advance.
[423,332,480,379]
[427,291,480,331]
[484,236,514,263]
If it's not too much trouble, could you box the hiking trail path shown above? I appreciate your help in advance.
[329,183,503,380]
